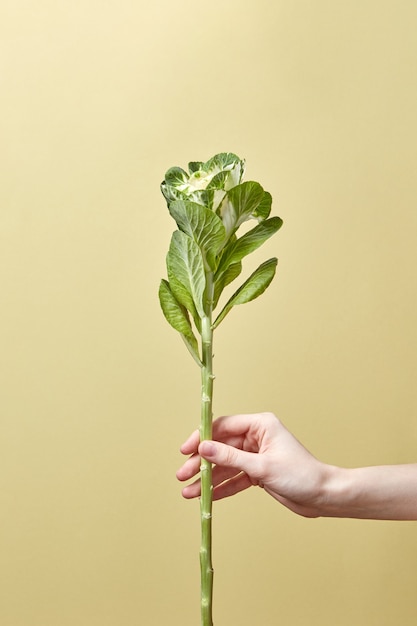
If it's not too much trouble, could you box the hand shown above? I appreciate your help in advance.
[176,412,331,518]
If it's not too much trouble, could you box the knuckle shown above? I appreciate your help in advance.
[224,445,239,467]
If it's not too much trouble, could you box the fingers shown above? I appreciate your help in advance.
[181,469,253,500]
[177,413,276,499]
[211,411,277,436]
[181,479,201,499]
[179,418,250,456]
[177,414,255,482]
[179,413,277,457]
[177,431,265,485]
[176,452,201,482]
[198,440,263,480]
[212,472,253,500]
[180,429,200,455]
[178,457,243,490]
[211,413,263,440]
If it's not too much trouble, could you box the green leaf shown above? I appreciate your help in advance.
[253,191,272,220]
[181,334,203,367]
[213,261,242,309]
[161,167,191,206]
[158,279,195,339]
[188,161,204,174]
[228,181,265,221]
[212,258,278,329]
[218,216,283,271]
[167,230,206,319]
[160,180,179,205]
[164,166,189,188]
[167,271,201,331]
[203,153,245,192]
[168,200,226,270]
[206,170,229,190]
[203,152,242,174]
[219,181,265,236]
[158,279,201,365]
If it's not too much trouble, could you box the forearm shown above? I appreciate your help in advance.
[321,463,417,520]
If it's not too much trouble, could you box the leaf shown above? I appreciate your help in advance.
[161,167,191,206]
[159,280,201,365]
[168,200,226,270]
[160,180,180,205]
[203,153,245,193]
[181,334,203,367]
[253,191,272,220]
[218,216,283,271]
[166,230,206,319]
[228,181,265,221]
[204,152,242,174]
[167,271,201,332]
[164,166,189,188]
[188,161,204,174]
[158,279,195,339]
[206,170,229,190]
[219,181,265,236]
[212,258,278,329]
[213,261,242,309]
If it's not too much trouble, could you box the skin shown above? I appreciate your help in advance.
[176,412,417,520]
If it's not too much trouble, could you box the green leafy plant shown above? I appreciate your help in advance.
[159,152,282,625]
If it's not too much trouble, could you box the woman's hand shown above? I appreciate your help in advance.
[176,412,332,518]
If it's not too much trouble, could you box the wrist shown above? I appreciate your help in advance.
[316,463,351,518]
[318,464,391,519]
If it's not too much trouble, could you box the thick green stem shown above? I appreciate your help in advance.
[200,293,214,625]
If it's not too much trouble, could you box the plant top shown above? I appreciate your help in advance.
[159,152,283,366]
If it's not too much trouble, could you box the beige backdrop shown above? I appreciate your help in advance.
[1,1,417,625]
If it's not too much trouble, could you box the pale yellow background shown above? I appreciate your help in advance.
[1,1,417,625]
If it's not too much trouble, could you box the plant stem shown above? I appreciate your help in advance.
[200,310,214,626]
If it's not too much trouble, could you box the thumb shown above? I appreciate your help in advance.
[199,440,260,477]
